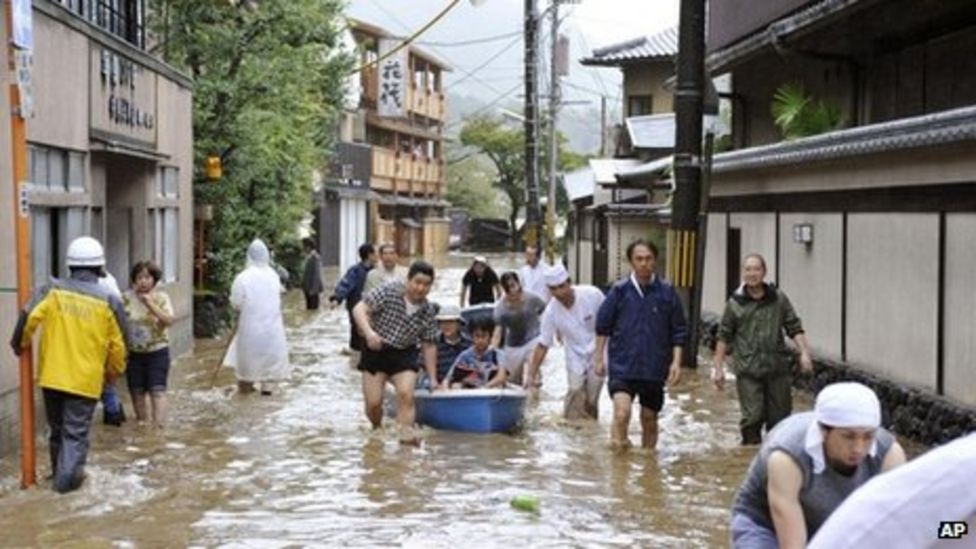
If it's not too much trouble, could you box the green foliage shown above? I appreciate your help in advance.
[149,0,352,291]
[444,148,509,219]
[457,116,586,247]
[771,82,842,140]
[459,117,527,246]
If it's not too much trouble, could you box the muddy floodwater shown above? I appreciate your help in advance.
[1,254,814,547]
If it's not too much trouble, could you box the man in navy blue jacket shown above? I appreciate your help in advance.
[329,243,377,352]
[595,239,687,449]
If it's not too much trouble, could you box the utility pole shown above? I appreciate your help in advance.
[6,0,36,488]
[544,0,561,263]
[669,0,706,368]
[523,0,541,249]
[599,94,607,157]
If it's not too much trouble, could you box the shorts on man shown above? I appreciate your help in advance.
[358,345,419,377]
[499,335,540,383]
[608,378,664,412]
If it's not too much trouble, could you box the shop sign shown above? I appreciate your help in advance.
[100,49,155,130]
[377,38,407,119]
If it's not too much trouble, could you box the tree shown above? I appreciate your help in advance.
[459,117,525,247]
[444,148,509,219]
[771,82,842,140]
[149,0,351,290]
[458,116,584,248]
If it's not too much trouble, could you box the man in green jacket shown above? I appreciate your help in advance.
[712,253,813,445]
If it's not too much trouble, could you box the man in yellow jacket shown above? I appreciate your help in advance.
[10,236,126,493]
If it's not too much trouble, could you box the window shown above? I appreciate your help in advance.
[58,0,145,48]
[29,145,86,192]
[68,152,85,192]
[628,95,653,117]
[157,166,179,198]
[149,207,180,283]
[31,206,88,284]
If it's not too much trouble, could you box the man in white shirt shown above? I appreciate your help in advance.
[523,264,605,420]
[518,245,550,302]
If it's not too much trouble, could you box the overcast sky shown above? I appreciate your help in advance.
[345,0,680,109]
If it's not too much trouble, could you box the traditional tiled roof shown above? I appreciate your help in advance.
[707,0,866,74]
[713,105,976,173]
[581,27,678,66]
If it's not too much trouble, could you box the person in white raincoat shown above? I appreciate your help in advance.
[225,239,290,394]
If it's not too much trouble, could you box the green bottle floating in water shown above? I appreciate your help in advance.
[510,494,540,514]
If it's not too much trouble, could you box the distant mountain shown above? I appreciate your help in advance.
[446,92,606,155]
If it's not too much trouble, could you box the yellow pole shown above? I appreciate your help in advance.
[6,0,35,489]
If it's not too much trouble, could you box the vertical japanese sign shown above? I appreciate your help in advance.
[11,0,33,119]
[11,0,32,50]
[377,38,407,119]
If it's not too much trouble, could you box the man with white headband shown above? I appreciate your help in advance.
[729,382,906,548]
[809,432,976,549]
[523,264,605,419]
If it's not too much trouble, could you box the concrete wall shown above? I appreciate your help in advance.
[778,213,843,359]
[29,13,88,150]
[846,213,939,390]
[154,76,195,355]
[702,213,728,314]
[729,213,777,282]
[944,214,976,405]
[623,64,674,115]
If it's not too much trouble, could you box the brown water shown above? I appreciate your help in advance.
[0,254,801,547]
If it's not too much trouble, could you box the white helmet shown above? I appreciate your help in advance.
[65,236,105,268]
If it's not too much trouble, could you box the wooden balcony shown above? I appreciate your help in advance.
[369,147,445,196]
[407,85,446,122]
[362,68,446,123]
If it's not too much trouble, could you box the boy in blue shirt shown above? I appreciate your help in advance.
[416,304,471,388]
[443,316,507,389]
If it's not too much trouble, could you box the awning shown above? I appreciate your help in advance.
[615,155,674,187]
[368,191,450,208]
[588,203,672,219]
[589,158,643,185]
[399,217,422,228]
[324,181,370,199]
[90,132,169,161]
[563,166,595,202]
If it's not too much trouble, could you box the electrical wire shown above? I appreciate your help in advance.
[415,29,521,47]
[444,81,523,130]
[365,0,513,98]
[447,34,523,87]
[347,0,464,76]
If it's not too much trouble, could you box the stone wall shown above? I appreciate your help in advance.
[700,313,976,446]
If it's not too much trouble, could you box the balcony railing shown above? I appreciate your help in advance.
[370,147,445,195]
[361,66,445,122]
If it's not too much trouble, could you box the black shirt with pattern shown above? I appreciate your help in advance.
[363,281,439,349]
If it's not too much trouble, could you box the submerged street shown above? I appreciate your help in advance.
[0,255,795,547]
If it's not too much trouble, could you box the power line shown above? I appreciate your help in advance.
[366,0,512,98]
[447,34,523,87]
[415,30,521,47]
[348,0,466,75]
[445,81,523,130]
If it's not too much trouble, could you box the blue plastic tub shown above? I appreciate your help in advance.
[415,387,527,434]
